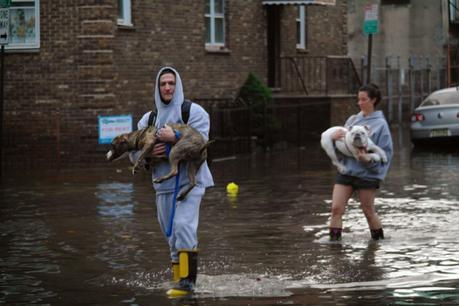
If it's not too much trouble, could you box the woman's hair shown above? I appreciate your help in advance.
[359,83,382,106]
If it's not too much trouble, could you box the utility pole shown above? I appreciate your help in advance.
[363,4,379,84]
[0,0,11,183]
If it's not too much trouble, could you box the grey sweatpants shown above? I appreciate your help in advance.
[156,186,205,261]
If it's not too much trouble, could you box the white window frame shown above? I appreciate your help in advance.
[205,0,225,47]
[6,0,40,50]
[118,0,132,27]
[296,5,307,50]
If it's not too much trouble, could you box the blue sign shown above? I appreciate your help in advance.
[98,115,133,144]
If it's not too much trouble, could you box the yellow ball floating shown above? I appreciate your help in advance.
[226,182,239,194]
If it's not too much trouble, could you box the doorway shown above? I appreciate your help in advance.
[267,5,281,88]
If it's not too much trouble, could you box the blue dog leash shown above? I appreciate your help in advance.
[166,163,180,238]
[157,126,183,238]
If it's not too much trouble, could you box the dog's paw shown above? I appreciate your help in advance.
[370,155,381,163]
[381,155,388,163]
[336,164,347,173]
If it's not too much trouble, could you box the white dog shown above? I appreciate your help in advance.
[320,125,388,173]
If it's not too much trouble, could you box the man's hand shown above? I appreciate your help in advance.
[157,125,176,143]
[152,143,167,157]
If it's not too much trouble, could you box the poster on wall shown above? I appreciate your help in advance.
[10,7,35,44]
[98,115,133,145]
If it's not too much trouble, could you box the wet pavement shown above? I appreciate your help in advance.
[1,128,459,305]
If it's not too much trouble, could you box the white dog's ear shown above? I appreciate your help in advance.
[349,126,354,131]
[364,125,371,132]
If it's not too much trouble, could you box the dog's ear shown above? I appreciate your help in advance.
[349,126,354,131]
[364,125,371,132]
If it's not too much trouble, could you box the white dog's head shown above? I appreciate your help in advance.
[349,125,370,148]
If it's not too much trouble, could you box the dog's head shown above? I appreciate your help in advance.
[348,125,370,148]
[106,133,131,162]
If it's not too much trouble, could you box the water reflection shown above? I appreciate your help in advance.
[1,139,459,304]
[95,182,135,217]
[0,191,59,303]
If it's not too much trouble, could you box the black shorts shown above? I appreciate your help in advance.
[335,173,380,190]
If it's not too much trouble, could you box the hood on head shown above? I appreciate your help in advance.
[153,67,186,128]
[154,66,184,110]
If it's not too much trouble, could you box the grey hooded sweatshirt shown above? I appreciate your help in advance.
[134,67,214,194]
[341,110,393,181]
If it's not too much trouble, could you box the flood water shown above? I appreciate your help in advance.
[1,129,459,305]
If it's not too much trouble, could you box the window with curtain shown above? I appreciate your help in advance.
[296,5,307,50]
[118,0,132,27]
[205,0,225,47]
[7,0,40,49]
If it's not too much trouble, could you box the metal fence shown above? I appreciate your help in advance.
[201,55,449,159]
[277,55,362,96]
[205,100,331,159]
[357,56,448,124]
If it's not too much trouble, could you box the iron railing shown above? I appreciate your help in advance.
[277,55,362,95]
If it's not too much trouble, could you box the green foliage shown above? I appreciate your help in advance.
[238,73,281,146]
[239,72,273,112]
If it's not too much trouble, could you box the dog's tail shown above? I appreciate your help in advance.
[200,139,215,154]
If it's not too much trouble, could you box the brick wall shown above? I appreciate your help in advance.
[2,0,347,169]
[278,2,347,57]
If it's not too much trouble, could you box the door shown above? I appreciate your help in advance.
[267,5,281,88]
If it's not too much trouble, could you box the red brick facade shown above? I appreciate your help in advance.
[3,0,347,168]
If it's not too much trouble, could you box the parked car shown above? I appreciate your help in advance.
[410,87,459,144]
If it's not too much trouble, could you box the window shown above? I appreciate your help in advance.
[118,0,132,27]
[205,0,225,47]
[450,0,459,23]
[296,5,307,50]
[7,0,40,50]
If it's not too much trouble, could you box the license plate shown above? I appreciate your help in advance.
[430,128,450,138]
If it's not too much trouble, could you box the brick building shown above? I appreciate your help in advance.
[2,0,348,169]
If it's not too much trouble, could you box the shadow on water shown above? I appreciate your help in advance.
[1,129,459,305]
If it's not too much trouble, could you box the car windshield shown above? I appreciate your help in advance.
[420,90,459,106]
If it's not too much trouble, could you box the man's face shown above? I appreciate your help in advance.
[159,73,176,103]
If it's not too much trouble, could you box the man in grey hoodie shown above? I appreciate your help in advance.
[328,83,393,241]
[131,67,214,297]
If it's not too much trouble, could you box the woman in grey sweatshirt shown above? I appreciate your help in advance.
[328,83,393,241]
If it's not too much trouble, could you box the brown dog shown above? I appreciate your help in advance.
[106,123,212,200]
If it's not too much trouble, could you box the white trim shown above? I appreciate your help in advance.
[117,0,132,27]
[205,0,225,46]
[296,5,306,49]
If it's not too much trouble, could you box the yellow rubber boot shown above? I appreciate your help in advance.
[172,261,180,283]
[167,250,198,297]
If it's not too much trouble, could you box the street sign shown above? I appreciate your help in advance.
[0,0,10,8]
[363,4,379,35]
[0,8,8,45]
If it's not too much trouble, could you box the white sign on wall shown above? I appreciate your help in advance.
[98,115,133,144]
